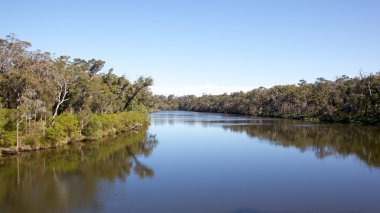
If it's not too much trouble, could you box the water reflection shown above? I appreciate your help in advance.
[151,110,258,127]
[223,123,380,168]
[0,130,157,213]
[1,111,380,213]
[152,111,380,168]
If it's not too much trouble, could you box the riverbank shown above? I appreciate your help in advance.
[155,74,380,125]
[0,111,150,156]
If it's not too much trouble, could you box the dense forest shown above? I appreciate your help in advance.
[156,73,380,124]
[0,34,154,152]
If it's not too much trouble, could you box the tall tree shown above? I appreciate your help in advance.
[124,76,153,110]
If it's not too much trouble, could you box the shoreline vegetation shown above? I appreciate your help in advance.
[0,111,150,155]
[0,34,154,155]
[1,33,379,155]
[156,73,380,125]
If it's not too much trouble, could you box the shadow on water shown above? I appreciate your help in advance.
[0,129,157,213]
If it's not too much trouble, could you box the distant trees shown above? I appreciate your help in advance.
[0,34,154,150]
[156,74,380,124]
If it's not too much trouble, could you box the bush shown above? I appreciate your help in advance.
[0,109,149,148]
[54,113,79,137]
[0,131,16,147]
[98,114,114,131]
[45,113,79,144]
[82,115,103,139]
[81,111,148,139]
[45,123,67,144]
[0,109,16,147]
[0,108,10,128]
[3,120,16,131]
[23,135,38,148]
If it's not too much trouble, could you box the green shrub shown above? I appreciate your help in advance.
[45,123,66,144]
[3,120,16,131]
[82,115,103,139]
[80,111,148,139]
[45,113,79,144]
[0,131,16,147]
[112,115,124,132]
[53,113,79,137]
[0,108,10,128]
[98,114,114,131]
[0,109,149,147]
[23,135,38,147]
[133,104,148,113]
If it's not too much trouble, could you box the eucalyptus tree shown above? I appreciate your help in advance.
[50,56,78,125]
[87,59,105,79]
[124,76,153,111]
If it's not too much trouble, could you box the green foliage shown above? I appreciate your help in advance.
[130,103,149,113]
[46,113,79,144]
[3,120,16,131]
[82,111,149,140]
[82,115,103,139]
[23,135,38,147]
[0,109,16,147]
[0,108,9,127]
[0,131,16,147]
[54,113,79,137]
[0,34,154,150]
[45,123,67,144]
[157,74,380,124]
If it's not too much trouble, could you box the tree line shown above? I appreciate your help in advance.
[156,74,380,124]
[0,34,154,150]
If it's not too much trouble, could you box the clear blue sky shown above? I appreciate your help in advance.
[1,0,379,95]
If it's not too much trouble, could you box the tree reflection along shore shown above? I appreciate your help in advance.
[0,129,157,213]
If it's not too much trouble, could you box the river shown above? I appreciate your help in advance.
[1,111,380,213]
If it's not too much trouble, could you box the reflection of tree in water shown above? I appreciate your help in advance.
[0,129,157,213]
[127,134,156,178]
[222,121,380,168]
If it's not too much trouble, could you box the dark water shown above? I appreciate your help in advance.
[1,111,380,213]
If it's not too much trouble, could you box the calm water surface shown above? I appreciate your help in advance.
[1,111,380,213]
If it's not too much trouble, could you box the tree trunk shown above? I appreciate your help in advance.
[43,115,46,134]
[28,117,31,134]
[368,84,372,96]
[124,88,142,110]
[51,80,69,126]
[51,103,60,126]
